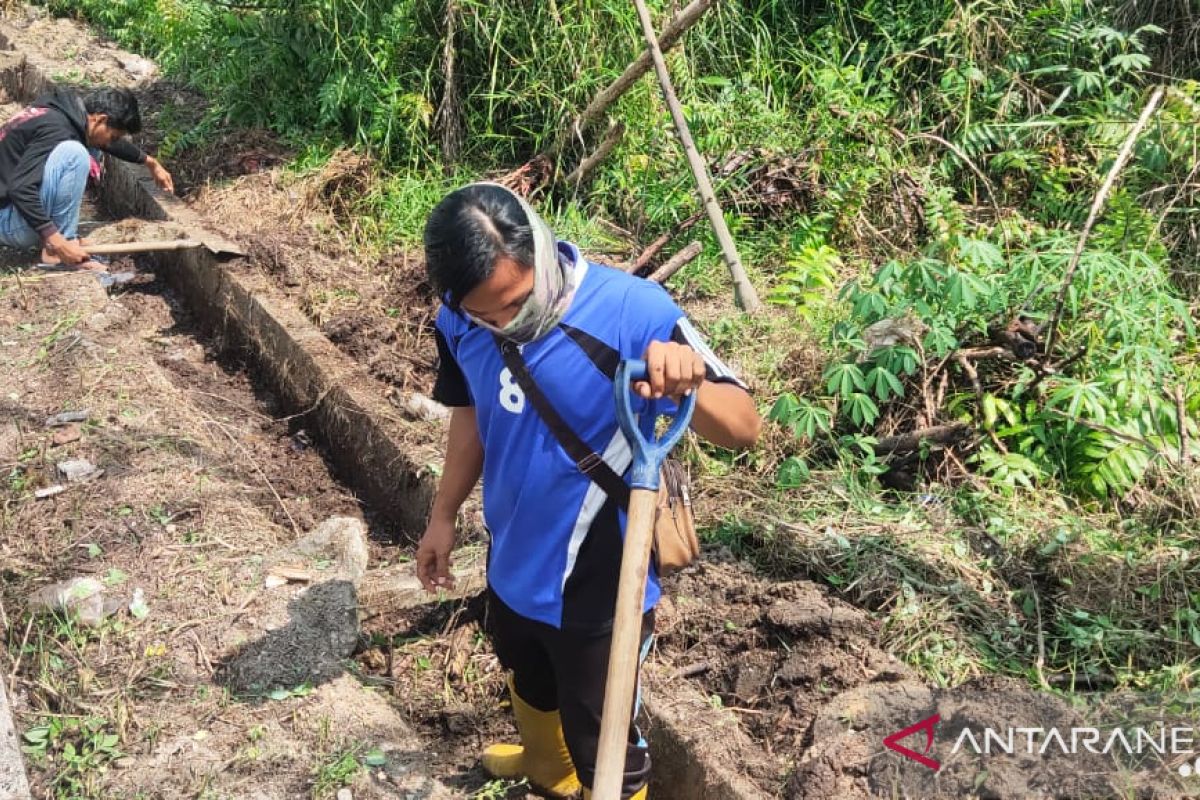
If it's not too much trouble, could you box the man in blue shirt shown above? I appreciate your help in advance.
[418,182,760,799]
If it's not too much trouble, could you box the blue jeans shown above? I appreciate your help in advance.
[0,140,90,251]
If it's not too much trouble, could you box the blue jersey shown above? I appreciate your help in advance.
[433,242,745,630]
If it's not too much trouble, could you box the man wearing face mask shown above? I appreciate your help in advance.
[417,182,760,799]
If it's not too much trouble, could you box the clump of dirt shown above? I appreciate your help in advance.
[218,579,360,695]
[654,560,915,791]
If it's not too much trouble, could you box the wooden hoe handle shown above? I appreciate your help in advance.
[84,240,202,255]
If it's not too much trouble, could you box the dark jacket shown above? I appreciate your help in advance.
[0,89,145,240]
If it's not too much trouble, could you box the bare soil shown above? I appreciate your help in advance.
[0,222,461,798]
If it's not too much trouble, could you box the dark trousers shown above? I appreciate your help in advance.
[487,588,654,797]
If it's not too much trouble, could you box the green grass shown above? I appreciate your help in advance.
[40,0,1200,695]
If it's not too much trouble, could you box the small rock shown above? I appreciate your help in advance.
[34,485,65,499]
[45,410,90,427]
[95,271,138,289]
[441,703,474,735]
[51,424,82,445]
[267,517,369,586]
[28,577,106,626]
[57,458,102,483]
[336,789,353,800]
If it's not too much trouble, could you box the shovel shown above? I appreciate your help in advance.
[592,358,696,800]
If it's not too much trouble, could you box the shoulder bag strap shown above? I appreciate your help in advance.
[494,336,632,508]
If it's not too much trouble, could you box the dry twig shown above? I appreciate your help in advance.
[1045,86,1166,355]
[648,241,703,284]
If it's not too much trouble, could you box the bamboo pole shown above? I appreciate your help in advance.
[630,0,760,312]
[549,0,715,160]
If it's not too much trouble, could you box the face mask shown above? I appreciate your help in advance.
[462,183,577,345]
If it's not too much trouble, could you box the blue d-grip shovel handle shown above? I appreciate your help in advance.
[614,359,697,491]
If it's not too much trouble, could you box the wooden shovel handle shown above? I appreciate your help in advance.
[593,487,659,800]
[84,240,202,255]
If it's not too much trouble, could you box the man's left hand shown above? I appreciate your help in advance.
[145,156,175,194]
[635,340,705,401]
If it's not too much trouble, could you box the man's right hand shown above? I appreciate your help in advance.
[45,233,90,266]
[415,516,457,593]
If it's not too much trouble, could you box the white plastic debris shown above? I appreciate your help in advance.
[129,588,149,620]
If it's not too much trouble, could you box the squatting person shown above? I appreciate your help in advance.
[0,86,174,270]
[416,182,761,799]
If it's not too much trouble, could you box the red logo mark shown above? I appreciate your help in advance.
[883,713,941,771]
[0,106,47,144]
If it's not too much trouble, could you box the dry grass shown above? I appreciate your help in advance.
[0,255,386,797]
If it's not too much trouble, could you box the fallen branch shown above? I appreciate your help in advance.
[956,346,1012,361]
[673,660,711,679]
[874,422,971,456]
[565,120,626,189]
[1044,85,1165,356]
[547,0,715,160]
[631,0,761,312]
[624,211,703,274]
[648,241,702,284]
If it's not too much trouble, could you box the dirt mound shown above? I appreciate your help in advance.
[654,560,916,794]
[785,677,1193,799]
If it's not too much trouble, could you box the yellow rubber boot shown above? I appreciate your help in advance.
[582,787,647,800]
[482,677,581,797]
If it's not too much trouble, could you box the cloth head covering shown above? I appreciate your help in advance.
[462,182,576,344]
